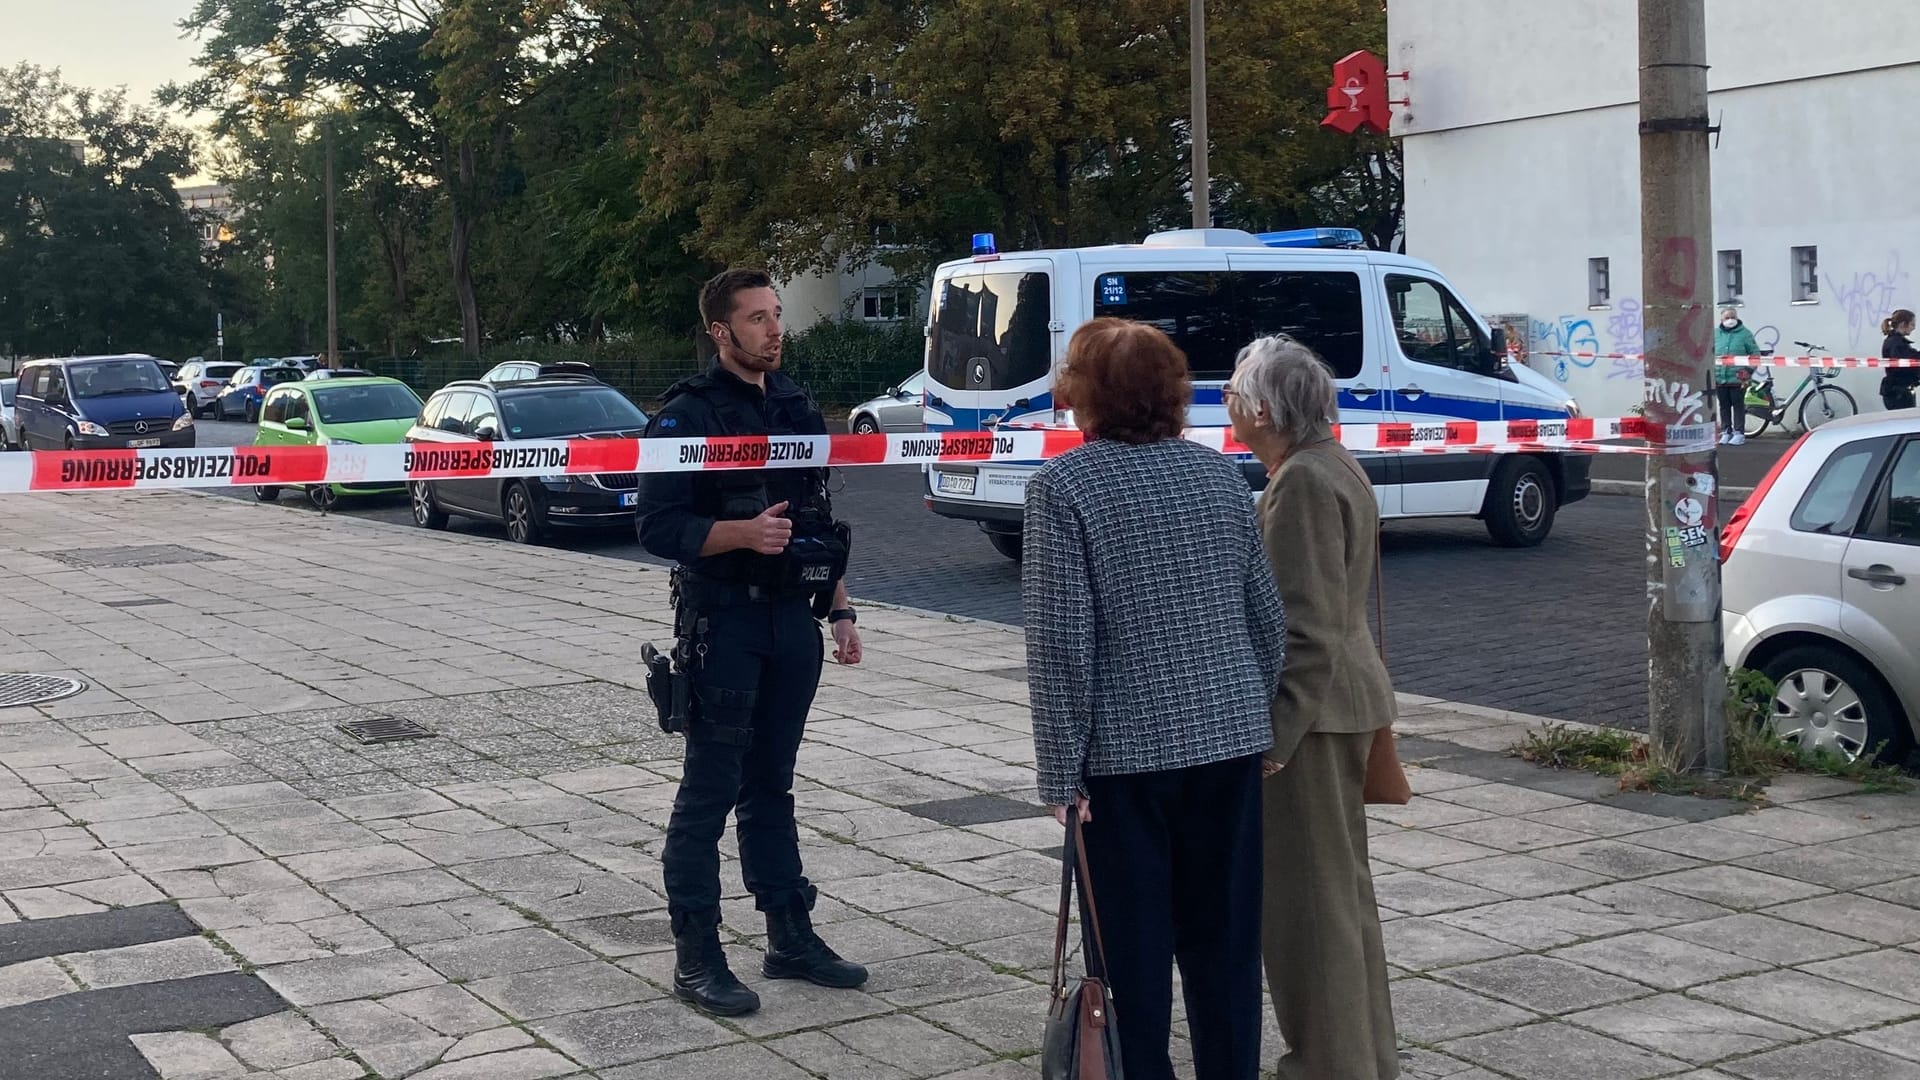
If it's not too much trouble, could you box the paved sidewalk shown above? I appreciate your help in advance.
[0,490,1916,1080]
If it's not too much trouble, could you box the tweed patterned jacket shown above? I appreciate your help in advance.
[1022,437,1285,806]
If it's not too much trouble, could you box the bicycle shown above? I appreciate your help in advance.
[1742,341,1859,438]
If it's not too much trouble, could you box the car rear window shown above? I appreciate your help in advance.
[205,364,241,380]
[1791,440,1886,535]
[0,381,13,407]
[261,368,303,387]
[500,387,648,439]
[313,384,423,425]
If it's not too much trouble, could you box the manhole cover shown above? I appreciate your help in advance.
[0,674,88,708]
[44,545,221,569]
[337,717,437,745]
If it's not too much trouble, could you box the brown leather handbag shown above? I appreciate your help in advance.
[1364,538,1413,806]
[1042,814,1125,1080]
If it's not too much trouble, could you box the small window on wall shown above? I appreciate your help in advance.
[1588,258,1611,309]
[1792,246,1819,303]
[861,286,911,322]
[1718,250,1743,305]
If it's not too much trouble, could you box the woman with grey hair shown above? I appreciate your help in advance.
[1226,334,1400,1080]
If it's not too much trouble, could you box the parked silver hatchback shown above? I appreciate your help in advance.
[1722,410,1920,765]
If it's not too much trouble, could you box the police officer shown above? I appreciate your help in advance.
[635,268,866,1018]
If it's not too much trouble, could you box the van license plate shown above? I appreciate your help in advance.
[129,438,162,448]
[935,471,977,496]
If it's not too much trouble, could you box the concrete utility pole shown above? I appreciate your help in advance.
[1190,0,1209,229]
[325,119,339,370]
[1639,0,1725,773]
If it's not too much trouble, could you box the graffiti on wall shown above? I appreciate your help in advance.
[1532,316,1601,382]
[1643,375,1707,424]
[1825,252,1909,351]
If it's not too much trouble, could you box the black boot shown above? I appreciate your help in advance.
[762,904,868,988]
[672,921,760,1017]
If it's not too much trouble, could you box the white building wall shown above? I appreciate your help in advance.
[1393,0,1920,419]
[779,256,922,330]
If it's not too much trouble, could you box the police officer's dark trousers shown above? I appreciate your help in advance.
[663,593,821,931]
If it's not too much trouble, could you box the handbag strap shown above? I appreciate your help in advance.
[1049,813,1112,995]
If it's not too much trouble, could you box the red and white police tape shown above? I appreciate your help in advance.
[1528,352,1920,368]
[0,417,1701,495]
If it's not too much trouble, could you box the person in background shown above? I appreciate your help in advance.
[1025,318,1285,1080]
[1226,334,1399,1080]
[1880,309,1919,412]
[1715,308,1759,445]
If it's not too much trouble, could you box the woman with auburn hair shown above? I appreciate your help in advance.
[1024,318,1286,1079]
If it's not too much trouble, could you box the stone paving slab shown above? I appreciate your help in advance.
[0,491,1916,1079]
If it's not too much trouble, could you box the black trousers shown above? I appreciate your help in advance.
[1716,383,1747,432]
[1080,754,1265,1080]
[661,595,822,934]
[1882,377,1917,412]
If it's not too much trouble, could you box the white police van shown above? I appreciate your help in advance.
[919,227,1591,561]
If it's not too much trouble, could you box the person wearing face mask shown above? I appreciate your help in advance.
[1880,309,1919,412]
[1713,308,1759,445]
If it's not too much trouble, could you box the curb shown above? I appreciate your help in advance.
[1591,477,1755,501]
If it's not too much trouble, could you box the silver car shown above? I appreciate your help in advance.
[847,371,926,434]
[0,378,18,450]
[1722,409,1920,764]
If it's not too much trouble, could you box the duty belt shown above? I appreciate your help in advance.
[672,570,815,609]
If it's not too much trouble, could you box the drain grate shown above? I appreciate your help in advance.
[337,717,438,745]
[101,598,173,609]
[45,545,221,569]
[0,674,89,708]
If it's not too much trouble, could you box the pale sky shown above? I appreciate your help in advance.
[5,0,213,178]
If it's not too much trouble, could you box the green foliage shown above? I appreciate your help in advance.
[1512,724,1641,775]
[166,0,1403,364]
[0,64,212,357]
[1510,668,1912,800]
[363,318,917,411]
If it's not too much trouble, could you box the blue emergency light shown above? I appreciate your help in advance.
[972,232,998,256]
[1256,227,1367,250]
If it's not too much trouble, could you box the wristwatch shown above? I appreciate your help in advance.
[828,608,857,625]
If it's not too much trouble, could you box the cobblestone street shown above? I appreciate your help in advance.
[1,491,1916,1080]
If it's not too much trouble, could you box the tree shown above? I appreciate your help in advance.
[0,64,212,357]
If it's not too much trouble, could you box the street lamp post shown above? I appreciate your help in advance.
[1191,0,1210,230]
[325,118,339,370]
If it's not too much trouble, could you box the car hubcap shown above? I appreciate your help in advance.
[1772,668,1870,760]
[509,493,530,540]
[412,484,433,523]
[1513,476,1546,530]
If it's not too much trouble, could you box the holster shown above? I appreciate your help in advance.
[640,642,690,736]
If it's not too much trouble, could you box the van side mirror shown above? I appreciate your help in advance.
[1489,326,1508,357]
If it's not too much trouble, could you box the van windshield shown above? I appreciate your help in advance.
[928,271,1052,392]
[69,359,171,399]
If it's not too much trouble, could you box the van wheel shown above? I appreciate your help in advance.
[254,486,280,502]
[986,531,1023,562]
[1761,645,1913,765]
[1484,457,1556,547]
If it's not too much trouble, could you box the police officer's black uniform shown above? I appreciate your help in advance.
[635,359,865,1017]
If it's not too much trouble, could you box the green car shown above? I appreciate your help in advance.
[252,377,425,510]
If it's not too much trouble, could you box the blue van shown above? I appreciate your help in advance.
[14,355,196,451]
